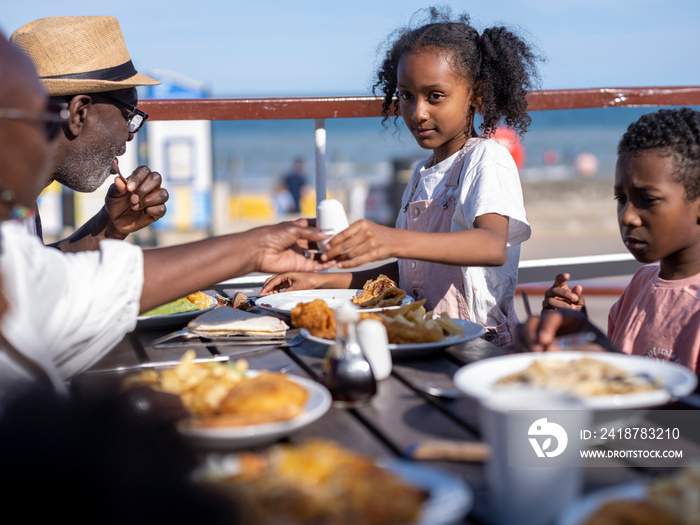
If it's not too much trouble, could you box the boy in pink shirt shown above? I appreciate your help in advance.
[534,108,700,372]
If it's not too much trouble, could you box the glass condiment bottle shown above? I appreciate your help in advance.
[321,302,377,407]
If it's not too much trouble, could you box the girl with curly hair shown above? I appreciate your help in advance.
[539,108,700,370]
[263,7,542,346]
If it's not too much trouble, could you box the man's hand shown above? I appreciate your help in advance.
[104,165,169,239]
[252,219,336,275]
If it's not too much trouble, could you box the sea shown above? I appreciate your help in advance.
[210,105,698,194]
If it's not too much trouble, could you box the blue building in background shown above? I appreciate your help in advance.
[143,70,213,233]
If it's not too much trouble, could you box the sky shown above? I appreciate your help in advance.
[2,0,699,98]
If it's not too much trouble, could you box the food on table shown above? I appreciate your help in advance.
[494,357,661,397]
[582,465,700,525]
[352,274,407,308]
[218,438,428,525]
[292,298,463,344]
[376,299,462,344]
[141,291,215,317]
[291,298,336,340]
[187,306,288,338]
[582,500,677,525]
[124,351,307,427]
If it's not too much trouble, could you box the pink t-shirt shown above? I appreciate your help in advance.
[608,264,700,372]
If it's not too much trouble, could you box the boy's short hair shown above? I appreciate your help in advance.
[618,107,700,200]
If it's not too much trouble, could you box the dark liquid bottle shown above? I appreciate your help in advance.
[321,303,377,407]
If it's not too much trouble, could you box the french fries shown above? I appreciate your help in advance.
[291,298,464,344]
[124,351,309,427]
[125,350,249,416]
[372,299,463,344]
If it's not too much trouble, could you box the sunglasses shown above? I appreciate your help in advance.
[0,103,70,140]
[95,92,149,133]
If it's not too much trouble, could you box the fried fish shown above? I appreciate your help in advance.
[352,275,407,308]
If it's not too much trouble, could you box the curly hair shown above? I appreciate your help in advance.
[618,107,700,201]
[373,6,542,137]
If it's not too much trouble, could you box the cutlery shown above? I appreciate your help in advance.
[520,290,533,318]
[414,383,462,399]
[404,439,490,462]
[152,331,305,350]
[81,347,274,375]
[151,330,285,347]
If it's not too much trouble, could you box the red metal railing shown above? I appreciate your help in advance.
[139,86,700,121]
[138,87,700,296]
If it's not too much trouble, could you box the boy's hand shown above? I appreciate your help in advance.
[511,309,604,353]
[542,273,586,311]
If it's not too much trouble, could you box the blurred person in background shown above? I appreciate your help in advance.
[283,156,310,213]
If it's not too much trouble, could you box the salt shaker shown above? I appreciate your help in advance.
[321,302,377,406]
[316,199,349,251]
[357,319,392,381]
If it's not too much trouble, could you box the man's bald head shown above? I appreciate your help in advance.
[0,32,52,211]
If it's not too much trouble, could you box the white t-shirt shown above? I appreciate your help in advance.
[396,138,531,328]
[0,220,143,403]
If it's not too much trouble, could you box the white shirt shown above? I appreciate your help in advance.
[396,138,531,328]
[0,220,143,403]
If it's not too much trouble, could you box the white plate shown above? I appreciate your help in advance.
[453,351,698,409]
[178,373,332,449]
[301,318,485,358]
[136,294,217,330]
[556,482,647,525]
[254,289,414,314]
[197,455,472,525]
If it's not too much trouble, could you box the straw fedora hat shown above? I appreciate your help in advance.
[10,16,160,96]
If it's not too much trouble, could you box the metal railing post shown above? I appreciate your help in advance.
[314,118,327,207]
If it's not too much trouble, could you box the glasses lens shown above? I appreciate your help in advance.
[128,114,144,133]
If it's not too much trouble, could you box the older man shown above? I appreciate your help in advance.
[10,15,169,252]
[0,32,334,403]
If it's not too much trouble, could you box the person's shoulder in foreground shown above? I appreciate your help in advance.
[539,108,700,372]
[10,16,168,253]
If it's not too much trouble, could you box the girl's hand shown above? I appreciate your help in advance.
[542,273,585,311]
[260,272,328,295]
[321,219,395,269]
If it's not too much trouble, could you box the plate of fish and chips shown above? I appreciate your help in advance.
[137,291,217,329]
[292,298,485,357]
[196,438,473,525]
[122,351,331,448]
[255,274,414,315]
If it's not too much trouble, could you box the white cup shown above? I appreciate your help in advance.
[357,319,392,381]
[479,389,591,525]
[316,199,349,250]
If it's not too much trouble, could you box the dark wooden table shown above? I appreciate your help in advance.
[71,282,700,525]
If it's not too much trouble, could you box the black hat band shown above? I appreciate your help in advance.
[41,60,137,82]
